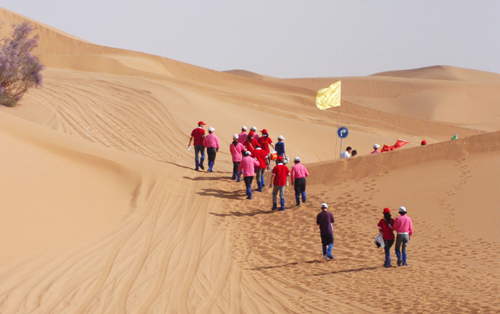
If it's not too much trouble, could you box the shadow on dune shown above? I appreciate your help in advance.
[247,260,323,271]
[182,175,233,182]
[313,266,379,276]
[210,209,275,217]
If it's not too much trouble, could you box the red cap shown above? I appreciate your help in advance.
[421,140,427,145]
[198,121,206,126]
[261,129,268,133]
[277,156,284,162]
[383,208,391,213]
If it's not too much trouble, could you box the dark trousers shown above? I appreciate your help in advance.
[207,147,217,162]
[233,162,240,174]
[294,178,306,195]
[244,176,254,188]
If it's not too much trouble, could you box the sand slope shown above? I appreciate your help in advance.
[1,6,500,313]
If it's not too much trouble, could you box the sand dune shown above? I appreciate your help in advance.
[1,6,500,313]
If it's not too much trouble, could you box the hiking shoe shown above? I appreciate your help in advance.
[324,255,329,261]
[402,262,408,266]
[327,254,334,260]
[397,259,403,267]
[278,207,285,211]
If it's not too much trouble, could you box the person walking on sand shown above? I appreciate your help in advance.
[238,126,248,145]
[239,151,260,199]
[203,127,219,172]
[250,126,260,141]
[253,145,268,192]
[340,146,352,159]
[378,208,395,268]
[258,129,275,155]
[230,134,246,181]
[393,206,413,266]
[269,156,290,211]
[275,135,285,158]
[291,157,309,206]
[371,144,381,154]
[188,121,206,171]
[244,133,259,157]
[317,203,335,261]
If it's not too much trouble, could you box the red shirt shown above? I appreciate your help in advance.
[258,136,273,154]
[377,218,395,240]
[191,127,205,146]
[272,163,290,186]
[253,148,268,169]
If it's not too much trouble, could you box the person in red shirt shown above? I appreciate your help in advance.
[243,133,259,157]
[253,145,269,192]
[269,156,290,211]
[258,129,275,154]
[188,121,206,171]
[377,208,395,268]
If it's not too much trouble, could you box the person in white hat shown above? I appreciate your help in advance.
[275,135,286,158]
[392,206,413,266]
[203,127,219,172]
[316,203,335,261]
[250,126,260,141]
[229,134,246,181]
[371,143,381,154]
[291,157,309,206]
[238,151,260,199]
[238,126,248,145]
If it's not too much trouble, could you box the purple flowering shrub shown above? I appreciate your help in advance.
[0,22,44,107]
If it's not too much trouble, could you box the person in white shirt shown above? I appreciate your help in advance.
[340,146,352,159]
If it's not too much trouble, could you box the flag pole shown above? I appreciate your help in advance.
[336,83,342,159]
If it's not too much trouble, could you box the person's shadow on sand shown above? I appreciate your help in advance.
[210,209,275,217]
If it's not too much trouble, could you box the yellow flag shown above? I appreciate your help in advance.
[316,81,341,110]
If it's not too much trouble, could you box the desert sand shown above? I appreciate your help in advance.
[1,7,500,313]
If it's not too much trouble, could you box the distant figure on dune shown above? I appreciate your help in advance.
[393,206,413,266]
[238,126,248,145]
[351,150,358,157]
[229,134,246,181]
[269,156,290,211]
[188,121,206,171]
[275,135,286,158]
[253,145,269,192]
[291,157,309,206]
[371,143,381,154]
[317,203,335,261]
[340,146,352,159]
[421,140,427,145]
[378,208,395,268]
[239,151,260,200]
[203,127,219,172]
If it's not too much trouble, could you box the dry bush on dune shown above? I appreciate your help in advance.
[0,21,44,107]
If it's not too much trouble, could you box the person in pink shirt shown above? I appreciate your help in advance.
[371,144,381,154]
[238,151,260,199]
[291,157,309,206]
[203,127,220,172]
[250,126,260,141]
[230,134,246,181]
[238,126,248,145]
[392,206,413,266]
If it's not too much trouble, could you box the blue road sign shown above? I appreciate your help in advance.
[337,127,349,139]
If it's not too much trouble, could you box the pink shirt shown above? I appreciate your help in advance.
[203,133,219,149]
[230,142,246,162]
[291,163,309,181]
[238,156,260,177]
[370,150,380,154]
[393,215,413,236]
[238,132,248,145]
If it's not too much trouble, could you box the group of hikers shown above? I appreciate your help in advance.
[189,121,414,268]
[188,121,308,211]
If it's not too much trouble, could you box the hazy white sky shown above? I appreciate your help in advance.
[2,1,500,78]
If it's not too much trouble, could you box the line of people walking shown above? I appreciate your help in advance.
[189,122,309,211]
